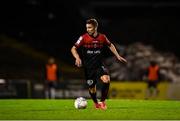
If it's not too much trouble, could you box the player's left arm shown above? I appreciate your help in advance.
[108,43,127,63]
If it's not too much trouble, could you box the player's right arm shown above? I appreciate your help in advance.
[71,46,82,67]
[71,36,84,67]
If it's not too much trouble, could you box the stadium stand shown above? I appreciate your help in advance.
[105,42,180,82]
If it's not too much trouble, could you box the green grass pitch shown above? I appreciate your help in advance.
[0,99,180,120]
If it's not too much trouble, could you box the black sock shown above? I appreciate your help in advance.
[101,83,110,102]
[89,91,98,103]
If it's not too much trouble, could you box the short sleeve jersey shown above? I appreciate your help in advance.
[74,33,111,69]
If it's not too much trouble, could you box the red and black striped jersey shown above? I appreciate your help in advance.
[74,33,111,69]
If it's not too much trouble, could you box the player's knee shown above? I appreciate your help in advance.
[100,75,110,83]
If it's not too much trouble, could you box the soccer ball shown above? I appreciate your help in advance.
[74,97,87,109]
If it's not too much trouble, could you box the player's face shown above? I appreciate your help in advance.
[86,24,96,35]
[48,58,55,64]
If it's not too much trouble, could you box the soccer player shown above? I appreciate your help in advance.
[145,60,160,99]
[71,18,127,110]
[45,57,59,99]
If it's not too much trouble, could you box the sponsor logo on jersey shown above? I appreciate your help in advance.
[94,50,100,54]
[87,50,101,54]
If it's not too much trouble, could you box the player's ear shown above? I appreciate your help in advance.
[95,27,97,31]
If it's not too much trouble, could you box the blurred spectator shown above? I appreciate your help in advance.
[144,60,161,99]
[45,57,59,99]
[105,42,180,83]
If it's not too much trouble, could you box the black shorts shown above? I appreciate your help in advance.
[84,65,109,88]
[46,81,57,88]
[147,80,158,89]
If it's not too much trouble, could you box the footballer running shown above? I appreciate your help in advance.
[71,18,127,110]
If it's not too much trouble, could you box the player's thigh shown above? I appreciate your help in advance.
[85,69,97,87]
[97,66,110,83]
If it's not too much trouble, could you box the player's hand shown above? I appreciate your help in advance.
[75,58,82,67]
[117,56,127,64]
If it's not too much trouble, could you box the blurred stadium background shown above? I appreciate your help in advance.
[0,0,180,100]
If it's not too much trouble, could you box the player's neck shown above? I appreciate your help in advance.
[88,31,99,38]
[93,31,98,37]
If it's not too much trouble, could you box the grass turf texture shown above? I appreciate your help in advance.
[0,99,180,120]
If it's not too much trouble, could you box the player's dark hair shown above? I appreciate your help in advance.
[150,60,156,66]
[86,18,98,28]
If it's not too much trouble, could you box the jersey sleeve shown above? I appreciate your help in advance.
[103,35,111,46]
[74,36,84,48]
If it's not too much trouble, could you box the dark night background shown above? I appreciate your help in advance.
[1,0,180,63]
[0,0,180,80]
[1,0,180,100]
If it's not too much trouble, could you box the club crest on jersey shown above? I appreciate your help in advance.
[87,80,94,86]
[92,41,98,48]
[94,44,97,48]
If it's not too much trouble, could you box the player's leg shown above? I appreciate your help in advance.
[50,88,55,99]
[88,85,100,108]
[85,69,100,108]
[99,75,110,110]
[50,85,56,99]
[49,82,53,99]
[48,81,56,99]
[88,84,97,103]
[45,81,50,99]
[146,81,154,99]
[100,75,110,101]
[45,88,49,99]
[152,81,158,99]
[97,66,110,110]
